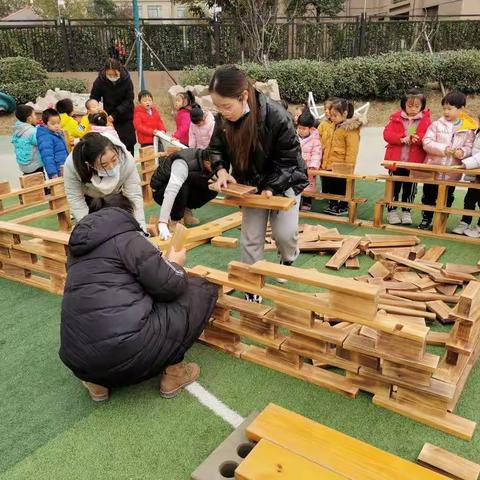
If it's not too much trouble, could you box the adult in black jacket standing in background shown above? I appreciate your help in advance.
[59,193,218,402]
[208,65,308,302]
[90,58,136,155]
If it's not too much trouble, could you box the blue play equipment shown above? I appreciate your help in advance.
[0,92,16,114]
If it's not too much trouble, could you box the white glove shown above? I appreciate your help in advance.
[158,222,172,241]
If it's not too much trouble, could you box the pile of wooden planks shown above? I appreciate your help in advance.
[189,258,480,440]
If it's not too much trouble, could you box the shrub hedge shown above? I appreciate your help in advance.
[0,57,87,104]
[180,50,480,103]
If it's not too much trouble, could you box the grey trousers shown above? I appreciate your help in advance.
[240,189,301,265]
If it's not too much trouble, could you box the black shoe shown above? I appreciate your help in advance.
[336,206,348,216]
[323,201,336,215]
[418,218,432,230]
[244,293,262,303]
[329,204,342,216]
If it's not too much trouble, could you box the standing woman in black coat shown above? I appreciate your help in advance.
[208,65,308,302]
[90,58,136,155]
[59,193,218,402]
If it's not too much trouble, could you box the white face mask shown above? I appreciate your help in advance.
[107,75,120,83]
[97,164,120,178]
[241,101,250,118]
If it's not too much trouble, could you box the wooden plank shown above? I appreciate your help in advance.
[379,304,435,320]
[382,160,480,176]
[249,260,378,300]
[457,281,480,318]
[208,182,257,197]
[393,291,459,304]
[427,301,453,324]
[211,194,295,211]
[217,294,272,317]
[246,403,449,480]
[427,331,449,346]
[345,257,360,269]
[210,236,238,248]
[368,261,392,280]
[166,222,187,256]
[445,263,480,275]
[423,247,447,262]
[241,346,359,398]
[373,396,476,441]
[417,443,479,480]
[236,439,349,480]
[325,236,361,270]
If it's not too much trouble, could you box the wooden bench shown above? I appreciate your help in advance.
[304,166,371,223]
[239,403,449,480]
[0,221,69,294]
[375,162,480,244]
[0,173,71,231]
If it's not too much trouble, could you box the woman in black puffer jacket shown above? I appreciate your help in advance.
[208,65,308,302]
[59,193,218,401]
[90,58,136,155]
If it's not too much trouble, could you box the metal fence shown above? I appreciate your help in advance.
[0,15,480,71]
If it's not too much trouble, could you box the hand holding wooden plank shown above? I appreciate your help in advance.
[208,182,257,197]
[166,223,188,266]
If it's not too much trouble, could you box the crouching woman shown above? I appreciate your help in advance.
[59,193,218,401]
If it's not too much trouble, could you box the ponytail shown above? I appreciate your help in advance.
[177,90,195,109]
[331,98,354,120]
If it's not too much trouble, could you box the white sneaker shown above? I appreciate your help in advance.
[387,210,401,225]
[401,211,412,225]
[464,225,480,238]
[452,221,469,235]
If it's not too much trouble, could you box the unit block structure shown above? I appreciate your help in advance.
[189,260,480,440]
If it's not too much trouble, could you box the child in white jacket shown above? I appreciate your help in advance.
[452,131,480,238]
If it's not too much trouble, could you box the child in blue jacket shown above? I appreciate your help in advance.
[36,108,69,178]
[11,105,44,175]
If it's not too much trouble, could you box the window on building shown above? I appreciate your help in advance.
[176,6,186,17]
[425,6,439,17]
[147,5,162,18]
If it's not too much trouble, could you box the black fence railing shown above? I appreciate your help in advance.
[0,15,480,71]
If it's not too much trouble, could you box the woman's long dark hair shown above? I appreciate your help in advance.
[209,65,259,173]
[72,132,122,183]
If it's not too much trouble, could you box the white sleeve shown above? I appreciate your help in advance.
[159,159,189,223]
[64,156,89,222]
[122,160,147,229]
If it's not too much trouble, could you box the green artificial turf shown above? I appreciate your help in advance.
[0,185,479,480]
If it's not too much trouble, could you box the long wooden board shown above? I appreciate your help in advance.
[211,194,296,211]
[246,403,449,480]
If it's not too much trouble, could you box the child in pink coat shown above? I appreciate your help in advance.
[173,91,195,146]
[189,105,215,149]
[297,109,322,211]
[420,91,476,230]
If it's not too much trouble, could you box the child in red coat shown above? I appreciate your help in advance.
[133,90,166,147]
[383,88,431,225]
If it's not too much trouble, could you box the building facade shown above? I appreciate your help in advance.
[343,0,480,18]
[112,1,190,19]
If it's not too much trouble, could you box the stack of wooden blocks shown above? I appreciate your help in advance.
[189,255,480,440]
[0,221,69,294]
[0,173,71,231]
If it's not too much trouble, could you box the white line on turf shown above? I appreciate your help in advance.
[185,382,245,428]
